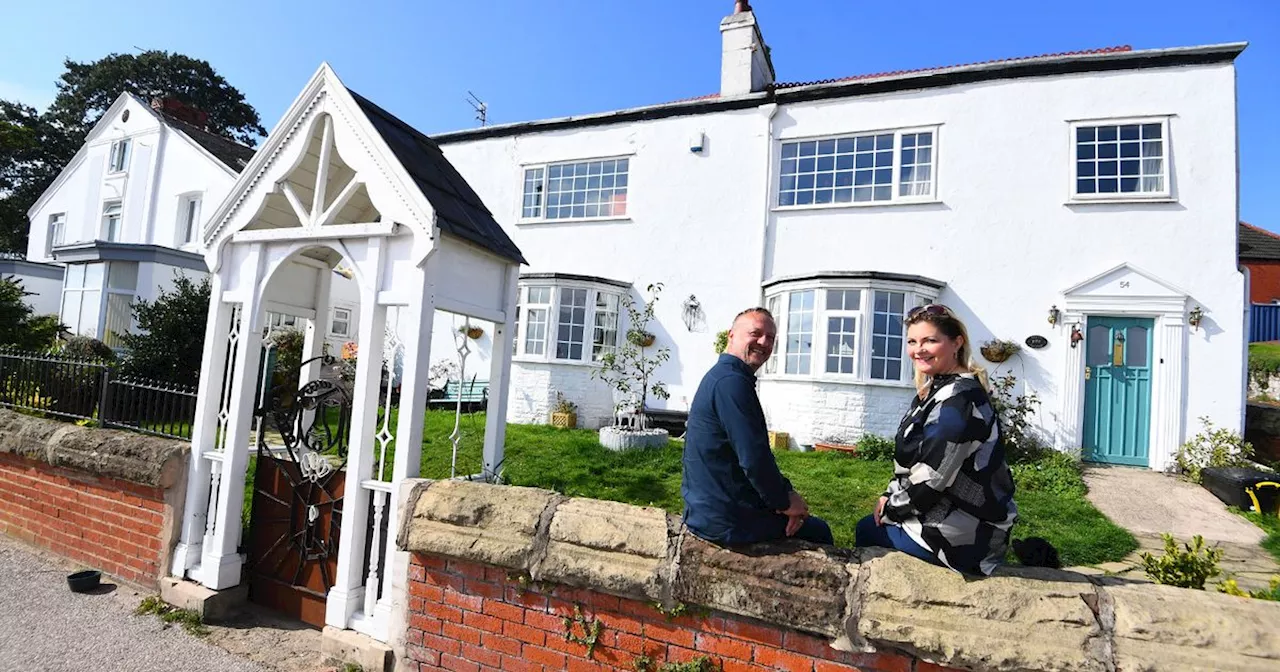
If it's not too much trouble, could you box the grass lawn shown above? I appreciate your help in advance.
[1236,508,1280,564]
[410,410,1136,567]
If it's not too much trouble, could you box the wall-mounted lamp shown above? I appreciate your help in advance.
[1070,325,1084,348]
[1047,304,1060,326]
[1188,305,1205,331]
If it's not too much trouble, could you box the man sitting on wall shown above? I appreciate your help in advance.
[681,307,833,546]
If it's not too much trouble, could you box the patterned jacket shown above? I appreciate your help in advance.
[881,372,1018,574]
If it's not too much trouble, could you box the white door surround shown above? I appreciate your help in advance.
[1057,262,1190,471]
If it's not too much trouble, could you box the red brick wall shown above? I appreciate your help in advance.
[1244,260,1280,304]
[406,553,956,672]
[0,452,168,587]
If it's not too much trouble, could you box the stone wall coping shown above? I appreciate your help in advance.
[397,478,1280,672]
[0,409,188,488]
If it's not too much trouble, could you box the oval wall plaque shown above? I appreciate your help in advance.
[1025,335,1049,349]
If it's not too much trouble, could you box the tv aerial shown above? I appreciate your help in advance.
[466,91,487,126]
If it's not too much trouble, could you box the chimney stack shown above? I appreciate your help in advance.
[150,97,210,130]
[720,1,774,97]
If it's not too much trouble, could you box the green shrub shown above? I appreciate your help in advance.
[59,335,116,361]
[1140,533,1223,589]
[1248,342,1280,393]
[1218,575,1280,601]
[989,373,1050,464]
[854,434,895,461]
[713,330,728,355]
[1011,450,1086,496]
[1176,416,1254,483]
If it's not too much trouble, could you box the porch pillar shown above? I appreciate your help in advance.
[326,237,389,629]
[199,243,266,590]
[1151,315,1187,471]
[481,265,520,481]
[375,263,438,629]
[170,272,231,577]
[1057,314,1086,452]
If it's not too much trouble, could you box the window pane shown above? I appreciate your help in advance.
[1125,326,1149,367]
[524,308,547,355]
[785,291,814,374]
[1076,123,1165,196]
[521,167,544,218]
[780,132,912,206]
[556,288,588,359]
[825,316,857,374]
[870,291,905,380]
[765,294,781,374]
[544,159,627,220]
[1087,325,1110,366]
[592,292,619,361]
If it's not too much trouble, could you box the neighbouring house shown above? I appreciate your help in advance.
[1239,221,1280,303]
[20,93,372,355]
[426,3,1247,471]
[0,251,62,315]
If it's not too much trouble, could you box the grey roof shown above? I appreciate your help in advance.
[159,112,257,172]
[1240,222,1280,261]
[348,90,526,265]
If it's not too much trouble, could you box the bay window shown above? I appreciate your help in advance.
[516,276,626,363]
[763,274,940,384]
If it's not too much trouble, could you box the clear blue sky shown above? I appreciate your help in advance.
[2,0,1277,228]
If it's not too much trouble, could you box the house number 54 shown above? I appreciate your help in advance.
[1119,281,1130,289]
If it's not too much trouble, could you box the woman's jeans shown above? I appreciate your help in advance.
[854,514,940,566]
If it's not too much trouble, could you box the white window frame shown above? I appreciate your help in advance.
[330,307,352,338]
[1068,116,1172,202]
[763,280,937,386]
[515,281,625,364]
[517,155,631,223]
[775,125,940,210]
[177,193,202,246]
[823,289,863,376]
[46,213,66,256]
[101,200,123,242]
[108,139,130,173]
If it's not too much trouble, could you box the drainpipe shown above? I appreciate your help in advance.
[142,124,168,246]
[756,102,779,302]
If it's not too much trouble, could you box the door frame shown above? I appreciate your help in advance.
[1058,263,1190,471]
[1081,315,1156,465]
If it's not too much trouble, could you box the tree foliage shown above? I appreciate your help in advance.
[0,51,263,252]
[118,274,211,383]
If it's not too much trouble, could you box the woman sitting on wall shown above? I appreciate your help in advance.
[855,304,1018,575]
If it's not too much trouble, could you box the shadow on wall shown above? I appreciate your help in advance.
[944,293,1056,448]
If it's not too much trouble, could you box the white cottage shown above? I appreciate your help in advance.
[428,4,1247,472]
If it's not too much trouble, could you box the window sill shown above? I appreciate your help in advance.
[517,216,632,226]
[1066,196,1176,205]
[772,199,940,213]
[757,374,916,390]
[513,355,604,368]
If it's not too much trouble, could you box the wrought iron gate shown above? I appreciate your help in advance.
[246,357,351,627]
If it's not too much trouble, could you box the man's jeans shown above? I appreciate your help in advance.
[715,514,835,546]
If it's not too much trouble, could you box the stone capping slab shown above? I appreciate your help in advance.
[396,479,1280,672]
[0,408,188,488]
[1108,581,1280,671]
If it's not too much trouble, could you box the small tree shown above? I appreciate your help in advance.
[593,283,670,430]
[119,274,211,383]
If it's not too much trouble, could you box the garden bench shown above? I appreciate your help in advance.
[429,379,489,411]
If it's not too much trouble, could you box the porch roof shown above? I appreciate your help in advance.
[348,90,526,265]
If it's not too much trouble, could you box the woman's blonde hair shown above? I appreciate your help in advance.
[904,305,988,394]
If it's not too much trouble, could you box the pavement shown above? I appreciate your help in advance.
[1078,464,1279,592]
[0,534,265,672]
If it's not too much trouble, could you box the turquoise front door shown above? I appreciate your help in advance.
[1082,316,1153,466]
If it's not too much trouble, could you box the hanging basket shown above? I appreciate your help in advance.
[464,326,485,340]
[980,340,1020,363]
[627,330,656,347]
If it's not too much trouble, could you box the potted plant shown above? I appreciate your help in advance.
[767,430,790,451]
[594,283,671,451]
[813,433,858,454]
[550,392,578,429]
[980,339,1021,363]
[460,325,485,340]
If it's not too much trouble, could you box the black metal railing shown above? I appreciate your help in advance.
[0,347,198,440]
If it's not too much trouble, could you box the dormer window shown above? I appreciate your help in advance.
[108,139,130,173]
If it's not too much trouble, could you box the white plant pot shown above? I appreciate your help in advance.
[598,426,670,452]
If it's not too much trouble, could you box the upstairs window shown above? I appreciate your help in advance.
[108,139,130,173]
[1072,119,1169,200]
[521,157,629,221]
[779,127,937,207]
[102,201,123,242]
[46,213,66,256]
[330,307,352,338]
[178,194,202,245]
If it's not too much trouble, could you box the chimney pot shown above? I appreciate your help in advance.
[734,0,751,13]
